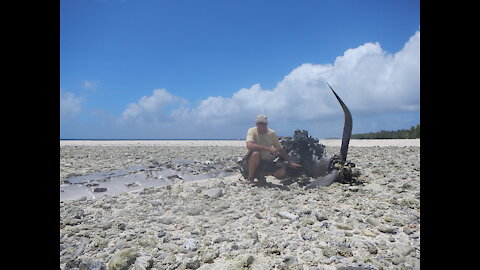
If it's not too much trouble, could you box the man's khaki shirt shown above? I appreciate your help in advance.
[245,127,282,160]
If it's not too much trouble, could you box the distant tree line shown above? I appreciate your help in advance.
[351,124,420,139]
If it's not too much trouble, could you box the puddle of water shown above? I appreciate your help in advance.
[63,165,148,184]
[60,164,237,202]
[60,184,98,201]
[170,158,197,165]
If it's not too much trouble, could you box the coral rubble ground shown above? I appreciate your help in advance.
[60,143,420,270]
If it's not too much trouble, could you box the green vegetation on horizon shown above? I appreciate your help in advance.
[352,124,420,139]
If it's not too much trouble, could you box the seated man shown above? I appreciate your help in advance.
[240,114,301,185]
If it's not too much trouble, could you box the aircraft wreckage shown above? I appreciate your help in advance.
[259,82,361,188]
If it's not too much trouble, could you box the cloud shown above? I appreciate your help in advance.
[120,88,187,123]
[328,30,420,113]
[60,89,84,122]
[117,31,419,138]
[82,80,98,90]
[177,31,419,126]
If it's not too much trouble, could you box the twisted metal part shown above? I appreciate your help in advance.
[305,82,353,189]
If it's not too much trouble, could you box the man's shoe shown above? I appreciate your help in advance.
[246,179,257,187]
[256,173,266,182]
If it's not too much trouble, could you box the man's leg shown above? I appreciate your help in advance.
[272,167,287,179]
[247,151,260,181]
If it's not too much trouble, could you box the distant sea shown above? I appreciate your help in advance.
[60,138,244,141]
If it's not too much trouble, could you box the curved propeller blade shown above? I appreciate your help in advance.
[305,83,353,188]
[305,169,339,189]
[326,82,352,162]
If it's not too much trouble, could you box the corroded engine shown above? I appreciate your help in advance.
[277,129,361,186]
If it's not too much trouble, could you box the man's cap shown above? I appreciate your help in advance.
[255,114,268,124]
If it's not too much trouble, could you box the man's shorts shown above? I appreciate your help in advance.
[240,150,285,179]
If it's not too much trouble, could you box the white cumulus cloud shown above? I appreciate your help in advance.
[117,31,419,138]
[328,30,420,113]
[172,31,419,128]
[82,80,98,90]
[120,88,187,123]
[60,89,84,122]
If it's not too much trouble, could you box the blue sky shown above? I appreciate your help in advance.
[60,0,420,139]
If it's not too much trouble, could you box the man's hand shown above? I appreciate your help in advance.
[268,146,280,156]
[288,161,302,168]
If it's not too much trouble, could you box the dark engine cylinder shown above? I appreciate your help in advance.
[279,130,329,178]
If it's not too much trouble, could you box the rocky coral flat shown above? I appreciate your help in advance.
[60,145,420,270]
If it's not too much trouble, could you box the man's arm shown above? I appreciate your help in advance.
[278,147,291,162]
[278,147,302,168]
[246,141,279,155]
[269,131,301,168]
[247,141,301,168]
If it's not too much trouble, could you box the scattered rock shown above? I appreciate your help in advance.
[202,250,219,263]
[323,248,336,258]
[315,212,328,222]
[377,225,397,234]
[132,254,153,270]
[366,217,381,227]
[100,220,113,230]
[170,185,183,195]
[117,223,126,230]
[184,238,198,251]
[243,255,254,267]
[78,259,107,270]
[159,217,175,225]
[367,244,378,255]
[301,233,313,240]
[187,205,205,216]
[336,223,353,230]
[107,248,138,270]
[391,256,405,265]
[277,211,299,220]
[403,225,416,235]
[254,212,264,219]
[185,260,201,269]
[348,186,359,192]
[361,229,378,237]
[337,247,353,257]
[203,188,223,199]
[393,244,416,256]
